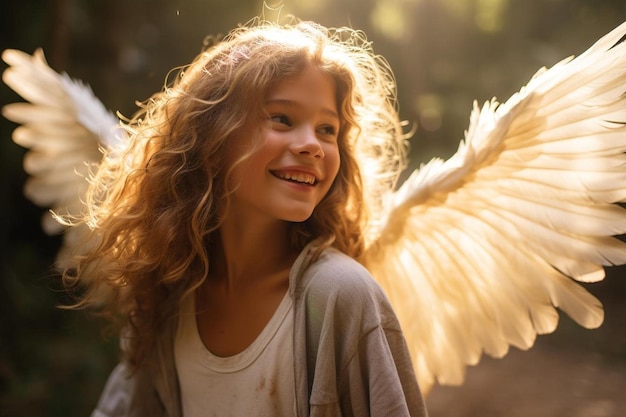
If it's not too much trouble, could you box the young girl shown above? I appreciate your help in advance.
[65,18,428,417]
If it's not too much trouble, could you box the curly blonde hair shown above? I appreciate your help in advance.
[63,18,406,368]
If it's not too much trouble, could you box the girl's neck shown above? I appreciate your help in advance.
[209,217,298,290]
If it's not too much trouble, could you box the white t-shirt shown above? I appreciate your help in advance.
[174,291,295,417]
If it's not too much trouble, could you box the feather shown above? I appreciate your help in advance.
[365,21,626,392]
[2,48,123,264]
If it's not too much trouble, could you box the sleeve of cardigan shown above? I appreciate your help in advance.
[90,363,133,417]
[301,248,429,417]
[340,326,429,417]
[91,361,169,417]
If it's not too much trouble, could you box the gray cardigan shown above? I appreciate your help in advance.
[91,243,428,417]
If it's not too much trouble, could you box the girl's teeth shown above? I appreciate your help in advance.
[276,172,315,185]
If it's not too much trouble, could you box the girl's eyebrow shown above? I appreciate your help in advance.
[265,98,339,121]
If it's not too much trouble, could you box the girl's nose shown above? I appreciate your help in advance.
[291,127,324,158]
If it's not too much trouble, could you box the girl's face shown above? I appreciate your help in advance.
[227,65,341,225]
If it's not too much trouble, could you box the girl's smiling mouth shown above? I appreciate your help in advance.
[270,170,318,185]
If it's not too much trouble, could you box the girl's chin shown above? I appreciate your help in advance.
[281,209,315,223]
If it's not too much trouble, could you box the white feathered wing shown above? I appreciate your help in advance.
[2,48,123,266]
[364,21,626,392]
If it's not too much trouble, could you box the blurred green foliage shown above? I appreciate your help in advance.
[1,0,625,416]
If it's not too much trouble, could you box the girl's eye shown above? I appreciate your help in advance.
[270,114,291,126]
[319,125,338,137]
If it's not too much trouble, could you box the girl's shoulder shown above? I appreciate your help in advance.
[295,245,375,293]
[293,245,401,330]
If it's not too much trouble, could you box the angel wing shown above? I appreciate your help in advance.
[2,48,123,266]
[364,21,626,393]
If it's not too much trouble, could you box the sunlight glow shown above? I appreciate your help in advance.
[475,0,507,32]
[370,1,408,40]
[415,94,444,132]
[441,0,508,32]
[291,0,332,15]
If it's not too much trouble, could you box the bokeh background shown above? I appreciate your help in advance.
[1,0,626,416]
